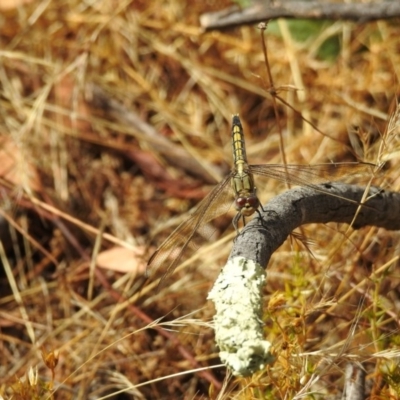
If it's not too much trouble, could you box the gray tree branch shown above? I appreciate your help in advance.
[209,183,400,376]
[231,183,400,265]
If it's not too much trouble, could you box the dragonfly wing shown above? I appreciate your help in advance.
[147,174,234,284]
[249,162,374,192]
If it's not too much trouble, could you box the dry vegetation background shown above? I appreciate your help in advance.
[0,0,400,399]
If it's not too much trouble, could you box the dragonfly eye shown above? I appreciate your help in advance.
[235,197,247,209]
[247,196,260,208]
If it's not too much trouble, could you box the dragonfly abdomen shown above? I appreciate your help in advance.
[232,114,248,169]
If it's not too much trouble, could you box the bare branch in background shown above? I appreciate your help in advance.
[200,2,400,31]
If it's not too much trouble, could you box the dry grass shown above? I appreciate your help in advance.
[0,1,400,399]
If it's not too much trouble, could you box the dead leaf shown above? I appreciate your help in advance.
[96,246,147,274]
[0,136,40,192]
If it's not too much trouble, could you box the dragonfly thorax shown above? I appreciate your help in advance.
[234,191,260,216]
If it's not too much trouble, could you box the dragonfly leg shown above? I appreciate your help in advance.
[255,207,278,231]
[255,208,264,224]
[232,212,242,234]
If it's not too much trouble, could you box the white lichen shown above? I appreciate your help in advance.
[208,256,274,376]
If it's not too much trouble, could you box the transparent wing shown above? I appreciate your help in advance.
[249,162,375,196]
[147,174,234,285]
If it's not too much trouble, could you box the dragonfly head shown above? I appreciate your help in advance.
[235,192,260,216]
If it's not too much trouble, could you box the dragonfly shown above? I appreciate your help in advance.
[147,114,373,284]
